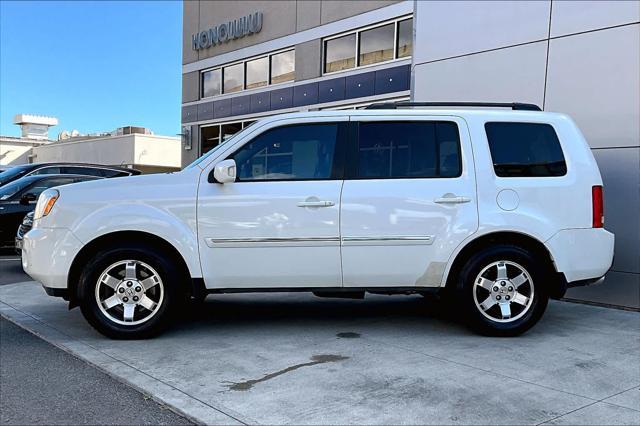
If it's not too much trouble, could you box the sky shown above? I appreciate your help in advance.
[0,0,182,138]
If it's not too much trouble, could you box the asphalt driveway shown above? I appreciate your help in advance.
[1,281,638,425]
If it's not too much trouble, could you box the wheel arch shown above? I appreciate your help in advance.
[443,231,567,299]
[67,230,203,307]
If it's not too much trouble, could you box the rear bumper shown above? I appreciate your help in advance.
[22,227,83,291]
[545,228,614,284]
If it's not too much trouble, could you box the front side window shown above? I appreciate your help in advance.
[232,123,339,181]
[25,178,75,198]
[359,23,394,66]
[324,34,356,73]
[485,122,567,177]
[223,63,244,94]
[357,121,461,178]
[270,50,295,84]
[246,57,269,89]
[202,69,221,98]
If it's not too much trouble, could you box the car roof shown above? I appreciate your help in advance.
[255,108,567,123]
[18,162,139,173]
[15,174,103,183]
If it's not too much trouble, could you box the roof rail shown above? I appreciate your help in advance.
[364,101,542,111]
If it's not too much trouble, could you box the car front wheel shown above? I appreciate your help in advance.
[78,243,183,339]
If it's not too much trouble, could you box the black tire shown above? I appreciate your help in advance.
[77,242,185,339]
[457,244,549,336]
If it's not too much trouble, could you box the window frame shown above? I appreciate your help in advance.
[345,120,463,180]
[322,15,412,76]
[484,121,568,178]
[219,122,348,183]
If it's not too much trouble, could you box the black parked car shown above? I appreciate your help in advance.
[0,174,102,248]
[0,162,140,187]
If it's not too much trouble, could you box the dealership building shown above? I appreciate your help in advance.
[181,1,639,308]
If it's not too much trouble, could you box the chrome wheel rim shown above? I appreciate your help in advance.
[472,260,534,323]
[95,260,164,326]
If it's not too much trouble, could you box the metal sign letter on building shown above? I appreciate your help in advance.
[192,12,263,51]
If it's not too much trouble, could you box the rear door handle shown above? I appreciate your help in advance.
[434,195,471,204]
[297,200,335,208]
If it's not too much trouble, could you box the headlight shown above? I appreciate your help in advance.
[33,189,59,220]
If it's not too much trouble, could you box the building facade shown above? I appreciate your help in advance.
[181,0,639,308]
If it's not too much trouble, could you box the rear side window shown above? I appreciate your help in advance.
[357,121,461,178]
[485,122,567,177]
[30,167,61,175]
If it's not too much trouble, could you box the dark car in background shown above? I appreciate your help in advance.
[0,162,140,187]
[0,174,102,248]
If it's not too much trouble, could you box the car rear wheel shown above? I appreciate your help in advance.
[458,244,549,336]
[78,243,183,339]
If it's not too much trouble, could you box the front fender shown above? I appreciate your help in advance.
[67,203,201,278]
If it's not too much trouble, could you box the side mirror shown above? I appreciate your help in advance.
[213,159,237,184]
[20,193,37,205]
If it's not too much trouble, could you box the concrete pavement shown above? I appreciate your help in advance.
[1,281,638,425]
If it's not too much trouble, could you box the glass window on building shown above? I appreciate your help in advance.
[246,57,269,89]
[324,34,356,73]
[202,69,221,98]
[223,63,244,93]
[270,50,295,84]
[359,23,395,66]
[201,125,220,154]
[221,122,243,142]
[397,18,413,58]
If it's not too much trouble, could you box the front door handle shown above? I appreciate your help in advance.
[297,199,335,208]
[434,195,471,204]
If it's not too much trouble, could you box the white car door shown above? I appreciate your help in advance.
[340,115,478,287]
[197,117,348,289]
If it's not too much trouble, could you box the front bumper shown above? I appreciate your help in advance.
[545,228,615,284]
[22,227,83,292]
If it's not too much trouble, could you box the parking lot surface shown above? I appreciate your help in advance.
[1,281,639,425]
[0,317,190,425]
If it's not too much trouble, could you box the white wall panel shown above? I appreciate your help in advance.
[592,147,640,275]
[413,0,550,64]
[545,24,640,149]
[550,0,640,38]
[412,41,547,106]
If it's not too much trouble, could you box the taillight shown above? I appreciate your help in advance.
[592,185,603,228]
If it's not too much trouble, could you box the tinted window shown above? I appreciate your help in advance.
[202,69,221,97]
[223,63,243,94]
[233,123,339,181]
[60,166,101,176]
[357,121,461,178]
[30,167,61,175]
[270,50,295,84]
[324,34,356,73]
[25,177,76,198]
[397,18,413,58]
[359,23,394,66]
[100,169,130,178]
[246,57,269,89]
[485,122,567,177]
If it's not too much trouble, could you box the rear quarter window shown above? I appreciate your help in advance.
[485,122,567,177]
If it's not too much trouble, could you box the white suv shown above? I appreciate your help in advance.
[22,102,614,339]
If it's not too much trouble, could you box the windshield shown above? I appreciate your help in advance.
[0,175,39,200]
[186,121,258,169]
[0,164,31,186]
